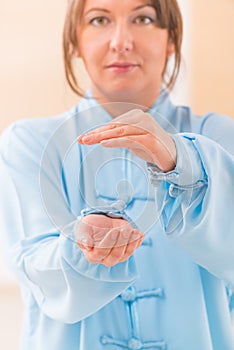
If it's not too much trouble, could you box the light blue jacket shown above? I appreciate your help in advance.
[1,90,234,350]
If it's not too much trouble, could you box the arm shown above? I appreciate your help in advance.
[0,122,138,323]
[148,114,234,287]
[79,110,234,287]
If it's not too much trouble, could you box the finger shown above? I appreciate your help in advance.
[82,227,120,264]
[98,133,155,150]
[78,109,147,143]
[76,215,110,250]
[101,136,157,160]
[129,229,144,244]
[80,228,144,265]
[101,227,143,267]
[77,124,120,144]
[118,232,144,263]
[100,136,135,148]
[78,124,146,145]
[77,241,93,252]
[101,227,133,266]
[78,123,117,140]
[81,248,104,264]
[77,214,112,246]
[100,135,154,161]
[75,220,94,249]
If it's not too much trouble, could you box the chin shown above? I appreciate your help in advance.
[104,87,141,103]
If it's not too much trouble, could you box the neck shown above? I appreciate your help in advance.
[90,89,162,117]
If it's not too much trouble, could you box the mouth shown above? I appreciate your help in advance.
[105,62,139,73]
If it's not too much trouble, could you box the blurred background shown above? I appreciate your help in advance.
[0,0,233,348]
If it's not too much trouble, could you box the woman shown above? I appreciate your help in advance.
[1,0,234,349]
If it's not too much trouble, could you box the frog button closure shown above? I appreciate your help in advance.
[120,287,136,302]
[128,338,143,350]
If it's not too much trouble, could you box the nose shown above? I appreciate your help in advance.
[109,22,133,53]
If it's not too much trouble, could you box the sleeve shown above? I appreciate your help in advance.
[0,122,138,324]
[147,114,234,288]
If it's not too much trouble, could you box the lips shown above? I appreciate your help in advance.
[106,62,139,73]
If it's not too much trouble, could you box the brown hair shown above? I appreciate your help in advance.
[63,0,183,97]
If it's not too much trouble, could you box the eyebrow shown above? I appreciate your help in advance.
[84,8,109,15]
[84,4,154,16]
[134,4,155,11]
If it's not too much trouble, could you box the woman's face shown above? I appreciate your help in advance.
[76,0,174,106]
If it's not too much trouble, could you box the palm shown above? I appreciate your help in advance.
[76,214,144,267]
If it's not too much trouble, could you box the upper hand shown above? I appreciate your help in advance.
[77,109,177,172]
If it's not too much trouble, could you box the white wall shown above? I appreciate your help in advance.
[190,0,234,117]
[0,0,78,132]
[170,0,191,106]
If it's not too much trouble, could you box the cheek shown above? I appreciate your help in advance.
[138,32,168,58]
[153,43,169,67]
[78,28,109,52]
[144,46,168,72]
[79,36,105,65]
[79,46,96,67]
[80,47,101,76]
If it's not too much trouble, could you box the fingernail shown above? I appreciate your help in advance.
[77,135,87,144]
[82,135,92,143]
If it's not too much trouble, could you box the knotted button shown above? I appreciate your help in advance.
[169,184,182,198]
[120,287,136,302]
[128,338,142,350]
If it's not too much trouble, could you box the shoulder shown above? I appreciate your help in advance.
[156,92,209,133]
[199,111,234,133]
[1,105,79,142]
[0,105,80,157]
[171,103,234,153]
[169,99,233,135]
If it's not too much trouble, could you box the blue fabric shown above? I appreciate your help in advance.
[1,90,234,349]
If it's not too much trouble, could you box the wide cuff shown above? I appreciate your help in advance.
[80,200,138,229]
[147,133,207,189]
[59,234,138,283]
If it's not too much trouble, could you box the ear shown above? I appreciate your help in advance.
[167,40,175,57]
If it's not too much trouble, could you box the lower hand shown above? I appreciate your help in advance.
[76,214,144,267]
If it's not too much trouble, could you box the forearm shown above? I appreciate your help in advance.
[0,124,138,324]
[148,133,234,286]
[11,232,138,323]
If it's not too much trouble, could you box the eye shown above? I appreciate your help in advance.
[134,15,155,25]
[89,16,109,27]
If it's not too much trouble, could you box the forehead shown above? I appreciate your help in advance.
[82,0,154,10]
